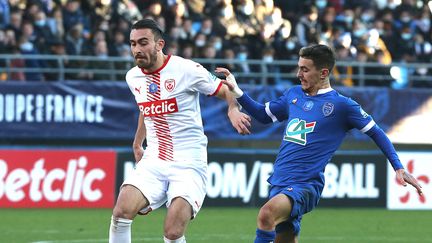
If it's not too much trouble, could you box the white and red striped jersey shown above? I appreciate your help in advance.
[125,55,222,163]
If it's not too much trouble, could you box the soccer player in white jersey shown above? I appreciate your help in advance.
[108,19,251,243]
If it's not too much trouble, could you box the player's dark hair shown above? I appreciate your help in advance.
[299,44,336,71]
[131,18,164,41]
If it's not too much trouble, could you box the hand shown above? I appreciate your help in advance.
[396,169,423,196]
[133,145,144,163]
[215,67,244,98]
[228,108,251,135]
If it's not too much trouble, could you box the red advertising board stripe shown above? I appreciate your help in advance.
[0,150,116,208]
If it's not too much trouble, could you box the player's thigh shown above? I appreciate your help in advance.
[119,160,169,216]
[260,193,293,225]
[167,166,207,218]
[113,185,149,218]
[164,197,193,232]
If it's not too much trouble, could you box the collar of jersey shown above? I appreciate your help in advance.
[316,87,333,94]
[304,87,333,96]
[141,54,171,75]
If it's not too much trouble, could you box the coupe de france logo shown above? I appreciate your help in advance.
[164,79,176,92]
[284,118,316,145]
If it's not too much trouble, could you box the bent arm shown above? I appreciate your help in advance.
[133,113,146,163]
[216,85,251,135]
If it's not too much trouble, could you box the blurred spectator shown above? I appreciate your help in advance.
[392,25,415,62]
[44,38,68,81]
[109,29,129,56]
[6,8,23,40]
[260,46,279,84]
[46,6,64,39]
[201,44,217,70]
[18,36,45,81]
[114,44,133,81]
[0,0,10,28]
[180,43,194,59]
[33,10,55,54]
[65,23,89,55]
[193,32,207,56]
[235,45,252,83]
[295,5,319,46]
[64,23,90,80]
[8,46,26,81]
[415,6,432,41]
[332,44,354,86]
[62,0,90,38]
[219,47,239,73]
[166,41,179,56]
[87,40,112,81]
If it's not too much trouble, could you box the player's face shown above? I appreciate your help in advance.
[297,57,323,95]
[130,28,163,69]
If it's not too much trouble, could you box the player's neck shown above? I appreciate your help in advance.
[306,81,331,96]
[143,53,168,73]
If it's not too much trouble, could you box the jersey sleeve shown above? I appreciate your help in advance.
[267,89,290,122]
[346,98,375,133]
[125,68,139,104]
[185,61,222,96]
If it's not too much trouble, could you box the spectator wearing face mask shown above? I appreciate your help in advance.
[414,6,432,41]
[392,25,415,62]
[235,45,252,83]
[18,36,46,81]
[260,46,280,84]
[33,10,55,54]
[193,32,207,58]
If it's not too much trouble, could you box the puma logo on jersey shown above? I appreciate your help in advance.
[284,118,316,145]
[135,86,142,94]
[138,98,179,116]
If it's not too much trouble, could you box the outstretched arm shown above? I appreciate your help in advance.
[133,113,146,163]
[367,125,423,195]
[216,67,273,124]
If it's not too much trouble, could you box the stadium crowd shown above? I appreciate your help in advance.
[0,0,431,86]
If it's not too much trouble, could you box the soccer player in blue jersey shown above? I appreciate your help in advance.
[217,44,423,243]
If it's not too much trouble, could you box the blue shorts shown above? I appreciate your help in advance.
[269,184,320,235]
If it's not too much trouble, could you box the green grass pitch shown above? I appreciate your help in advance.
[1,207,431,243]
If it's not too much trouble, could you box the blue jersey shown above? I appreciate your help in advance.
[265,86,374,191]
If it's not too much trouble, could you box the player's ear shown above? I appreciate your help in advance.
[320,68,329,79]
[156,38,165,51]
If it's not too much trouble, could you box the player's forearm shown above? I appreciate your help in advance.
[237,93,272,124]
[217,85,241,113]
[367,125,403,170]
[133,114,146,149]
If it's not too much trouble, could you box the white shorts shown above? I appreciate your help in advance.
[122,158,207,218]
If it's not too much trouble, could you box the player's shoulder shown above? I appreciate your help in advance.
[125,66,141,83]
[329,89,360,108]
[284,85,303,96]
[169,55,197,68]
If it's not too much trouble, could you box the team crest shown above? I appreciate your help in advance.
[322,102,334,116]
[165,79,176,92]
[303,101,314,111]
[149,83,158,93]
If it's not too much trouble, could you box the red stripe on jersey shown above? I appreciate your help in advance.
[209,81,223,96]
[146,73,174,161]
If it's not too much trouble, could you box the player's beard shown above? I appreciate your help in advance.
[135,48,158,69]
